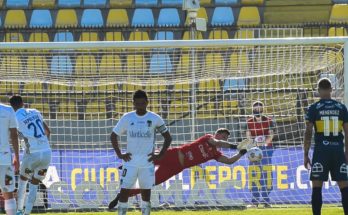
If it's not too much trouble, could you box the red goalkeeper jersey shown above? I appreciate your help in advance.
[179,134,222,168]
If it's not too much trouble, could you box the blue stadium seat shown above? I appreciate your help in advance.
[215,0,238,6]
[53,32,74,42]
[154,31,174,40]
[149,54,173,74]
[135,0,158,7]
[30,10,52,28]
[211,7,234,26]
[83,0,107,7]
[81,9,104,28]
[223,79,246,91]
[132,9,154,27]
[57,0,80,8]
[6,0,29,8]
[51,55,73,75]
[161,0,182,7]
[158,8,180,27]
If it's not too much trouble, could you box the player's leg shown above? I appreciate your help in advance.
[0,165,16,215]
[311,180,324,215]
[118,166,138,215]
[248,161,261,207]
[140,189,151,215]
[260,147,274,207]
[138,166,155,215]
[16,154,32,214]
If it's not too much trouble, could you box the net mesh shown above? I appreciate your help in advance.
[0,41,344,210]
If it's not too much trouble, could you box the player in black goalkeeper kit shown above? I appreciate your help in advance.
[303,78,348,215]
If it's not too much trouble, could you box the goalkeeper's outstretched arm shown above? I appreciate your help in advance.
[216,150,247,165]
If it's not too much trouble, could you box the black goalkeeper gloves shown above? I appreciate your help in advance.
[239,149,247,156]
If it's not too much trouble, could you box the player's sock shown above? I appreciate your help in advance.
[312,187,322,215]
[5,198,16,215]
[17,179,28,211]
[141,200,151,215]
[24,184,38,215]
[340,187,348,214]
[118,202,128,215]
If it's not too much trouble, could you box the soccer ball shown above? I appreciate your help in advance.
[248,147,263,162]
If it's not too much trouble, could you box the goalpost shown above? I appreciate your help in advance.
[0,37,347,211]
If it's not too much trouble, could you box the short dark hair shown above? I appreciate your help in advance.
[9,95,23,108]
[252,101,264,107]
[215,128,230,136]
[133,90,148,101]
[318,78,332,90]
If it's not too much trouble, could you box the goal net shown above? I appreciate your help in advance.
[0,38,345,211]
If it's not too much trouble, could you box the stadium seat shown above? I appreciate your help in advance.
[79,32,100,41]
[4,10,27,28]
[237,7,261,26]
[53,32,74,42]
[105,32,125,41]
[55,9,78,28]
[182,31,203,40]
[198,80,221,92]
[221,100,239,115]
[132,9,154,27]
[161,0,181,7]
[129,31,150,41]
[81,9,104,28]
[234,29,254,39]
[57,0,80,8]
[169,100,190,119]
[85,101,107,120]
[223,78,246,91]
[99,54,123,76]
[330,4,348,23]
[175,54,190,75]
[126,55,147,75]
[154,31,174,40]
[23,83,43,93]
[149,54,173,74]
[28,33,49,42]
[135,0,157,7]
[109,0,132,8]
[27,56,48,76]
[214,0,238,6]
[32,0,55,8]
[241,0,264,5]
[185,8,208,26]
[200,0,213,6]
[158,8,180,27]
[229,53,250,72]
[50,55,73,75]
[6,0,29,8]
[29,103,50,115]
[303,27,327,37]
[328,27,348,36]
[106,9,129,27]
[1,81,20,94]
[208,30,229,39]
[75,55,98,76]
[0,56,23,77]
[4,33,24,42]
[30,10,53,28]
[0,0,3,8]
[203,53,224,73]
[83,0,107,8]
[211,7,234,26]
[59,101,78,120]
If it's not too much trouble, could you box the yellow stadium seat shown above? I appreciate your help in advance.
[99,54,123,76]
[198,80,220,91]
[1,81,20,94]
[75,55,98,76]
[126,55,146,75]
[148,100,161,114]
[4,33,24,42]
[0,56,23,77]
[208,30,229,39]
[185,8,208,25]
[241,0,264,5]
[105,32,125,41]
[59,101,78,120]
[74,80,95,93]
[4,10,27,28]
[182,31,203,40]
[26,56,48,76]
[23,83,43,93]
[203,53,224,73]
[237,7,260,26]
[97,83,117,92]
[48,83,69,93]
[28,33,49,42]
[55,9,78,28]
[29,103,50,115]
[169,100,190,120]
[229,53,250,73]
[234,29,254,39]
[196,102,219,119]
[109,0,132,8]
[32,0,55,8]
[200,0,212,6]
[145,82,166,92]
[122,83,144,92]
[85,101,107,120]
[175,54,190,75]
[328,27,348,37]
[330,4,348,24]
[129,31,150,41]
[106,9,129,27]
[79,32,100,41]
[221,100,239,115]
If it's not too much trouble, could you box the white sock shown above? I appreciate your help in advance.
[24,184,38,215]
[118,202,128,215]
[5,198,16,215]
[17,179,28,211]
[141,200,151,215]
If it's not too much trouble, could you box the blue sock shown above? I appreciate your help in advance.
[340,187,348,215]
[312,187,322,215]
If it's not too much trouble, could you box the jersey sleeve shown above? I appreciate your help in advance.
[9,108,17,129]
[342,104,348,123]
[305,104,316,123]
[155,115,168,134]
[213,150,223,161]
[112,114,127,135]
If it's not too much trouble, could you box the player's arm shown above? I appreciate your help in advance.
[207,138,237,149]
[156,131,172,157]
[216,150,247,165]
[10,128,20,172]
[43,121,51,138]
[344,123,348,161]
[303,121,314,169]
[265,120,275,145]
[110,132,131,162]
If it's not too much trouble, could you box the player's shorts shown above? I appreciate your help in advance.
[310,146,348,181]
[0,164,15,193]
[120,165,155,189]
[20,149,51,181]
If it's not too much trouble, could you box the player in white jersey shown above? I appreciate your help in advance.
[0,103,19,215]
[9,96,51,215]
[111,90,172,215]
